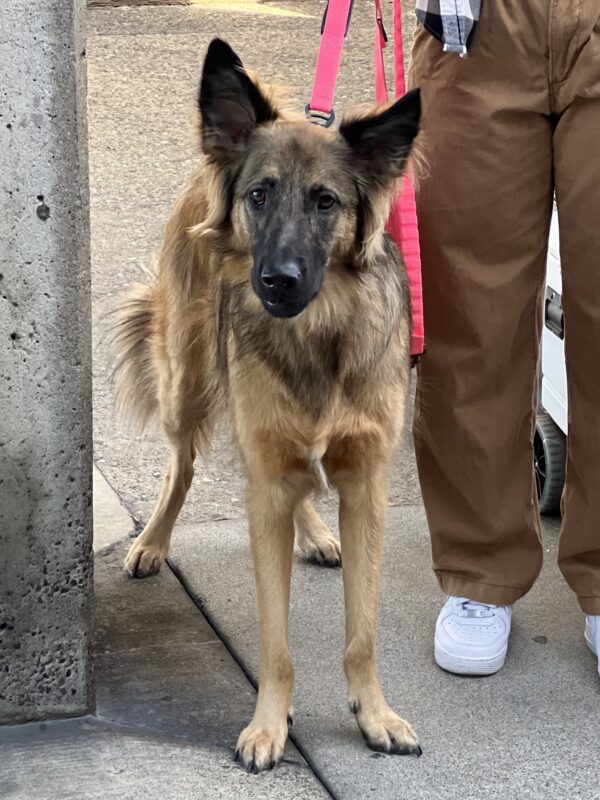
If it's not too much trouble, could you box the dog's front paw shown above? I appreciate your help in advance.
[235,721,288,773]
[124,539,166,578]
[354,703,421,756]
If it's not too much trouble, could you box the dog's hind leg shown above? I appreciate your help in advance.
[125,432,195,578]
[295,498,341,567]
[327,438,421,757]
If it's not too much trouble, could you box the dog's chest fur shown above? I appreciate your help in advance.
[219,285,339,416]
[218,274,406,419]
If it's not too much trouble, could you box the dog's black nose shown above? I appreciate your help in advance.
[260,261,302,292]
[253,257,315,318]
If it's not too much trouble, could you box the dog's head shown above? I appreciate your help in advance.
[198,39,420,319]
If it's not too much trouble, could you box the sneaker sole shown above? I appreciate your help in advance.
[434,638,508,676]
[585,631,597,657]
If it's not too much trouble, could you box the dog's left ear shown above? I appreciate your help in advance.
[339,89,421,184]
[199,39,277,164]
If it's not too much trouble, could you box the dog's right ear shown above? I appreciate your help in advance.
[199,39,277,164]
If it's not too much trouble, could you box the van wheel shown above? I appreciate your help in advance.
[535,410,566,515]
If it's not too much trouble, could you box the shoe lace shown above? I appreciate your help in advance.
[455,597,497,619]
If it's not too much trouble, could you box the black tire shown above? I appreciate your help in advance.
[534,410,566,515]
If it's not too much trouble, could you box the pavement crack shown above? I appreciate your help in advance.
[93,459,143,532]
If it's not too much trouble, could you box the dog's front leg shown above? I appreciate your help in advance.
[235,475,297,773]
[330,441,421,757]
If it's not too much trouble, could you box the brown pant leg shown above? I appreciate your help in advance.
[409,2,554,604]
[552,4,600,615]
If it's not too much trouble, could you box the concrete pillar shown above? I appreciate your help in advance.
[0,0,94,722]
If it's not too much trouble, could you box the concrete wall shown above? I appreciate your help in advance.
[0,0,94,722]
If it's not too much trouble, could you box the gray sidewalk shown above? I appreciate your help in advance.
[1,470,328,800]
[3,2,598,799]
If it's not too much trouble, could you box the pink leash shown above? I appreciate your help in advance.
[307,0,425,360]
[307,0,355,126]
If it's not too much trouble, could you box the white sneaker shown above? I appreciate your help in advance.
[435,596,512,675]
[584,615,600,677]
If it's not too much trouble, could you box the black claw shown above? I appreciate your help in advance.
[361,726,422,757]
[234,748,240,762]
[384,738,423,757]
[247,759,258,775]
[365,740,387,754]
[128,552,142,578]
[349,700,359,714]
[287,714,294,727]
[390,743,416,756]
[307,550,341,569]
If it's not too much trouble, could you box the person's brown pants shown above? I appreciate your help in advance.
[410,0,600,614]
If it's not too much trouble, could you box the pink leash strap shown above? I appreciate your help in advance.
[307,0,355,125]
[309,0,425,358]
[373,0,425,359]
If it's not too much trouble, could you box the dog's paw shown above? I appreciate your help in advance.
[355,704,421,757]
[124,540,165,578]
[299,534,342,568]
[234,722,288,773]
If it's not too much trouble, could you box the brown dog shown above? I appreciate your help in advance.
[114,38,421,771]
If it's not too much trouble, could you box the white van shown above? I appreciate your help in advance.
[536,207,567,514]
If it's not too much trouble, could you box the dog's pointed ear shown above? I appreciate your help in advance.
[199,39,277,163]
[339,89,421,184]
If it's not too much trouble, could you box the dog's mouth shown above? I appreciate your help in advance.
[262,297,310,318]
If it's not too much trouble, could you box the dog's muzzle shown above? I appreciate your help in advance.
[253,259,310,318]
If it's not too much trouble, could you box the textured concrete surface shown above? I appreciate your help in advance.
[0,0,94,722]
[93,465,134,551]
[0,541,329,799]
[87,3,600,799]
[169,509,600,800]
[0,717,327,800]
[94,542,320,764]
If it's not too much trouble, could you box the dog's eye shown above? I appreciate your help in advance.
[249,188,267,206]
[317,193,336,211]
